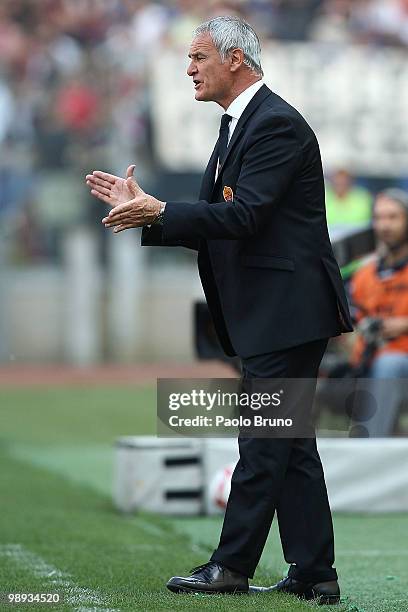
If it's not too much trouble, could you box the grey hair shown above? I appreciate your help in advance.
[193,16,263,77]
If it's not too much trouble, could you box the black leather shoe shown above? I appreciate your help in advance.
[166,561,249,594]
[266,576,340,605]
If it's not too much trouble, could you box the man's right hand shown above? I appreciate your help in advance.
[85,165,138,208]
[381,317,408,340]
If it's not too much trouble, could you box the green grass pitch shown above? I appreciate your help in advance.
[0,386,407,611]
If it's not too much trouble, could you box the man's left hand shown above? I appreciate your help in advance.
[87,165,164,233]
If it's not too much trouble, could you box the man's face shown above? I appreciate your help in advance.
[332,169,352,195]
[373,196,408,249]
[187,33,233,104]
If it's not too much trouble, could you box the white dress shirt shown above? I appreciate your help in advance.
[225,79,264,144]
[215,79,264,180]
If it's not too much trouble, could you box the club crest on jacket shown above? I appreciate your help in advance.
[223,186,234,202]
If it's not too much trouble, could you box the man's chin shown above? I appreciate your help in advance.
[195,90,210,102]
[387,240,407,252]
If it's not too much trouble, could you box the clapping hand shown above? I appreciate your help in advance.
[85,165,164,233]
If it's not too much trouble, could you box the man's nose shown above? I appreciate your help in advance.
[187,61,196,76]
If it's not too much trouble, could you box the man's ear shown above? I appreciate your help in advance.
[229,48,244,72]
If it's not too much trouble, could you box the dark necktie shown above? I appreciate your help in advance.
[218,113,231,168]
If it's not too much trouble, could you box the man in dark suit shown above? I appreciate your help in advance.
[86,15,352,605]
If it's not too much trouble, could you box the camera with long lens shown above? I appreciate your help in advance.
[357,317,383,348]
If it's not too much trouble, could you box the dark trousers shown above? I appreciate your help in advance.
[210,338,337,583]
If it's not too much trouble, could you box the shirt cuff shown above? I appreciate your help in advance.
[151,202,166,226]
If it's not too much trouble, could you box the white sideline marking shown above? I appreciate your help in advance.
[337,549,408,556]
[134,518,167,538]
[190,542,211,556]
[127,544,165,551]
[0,544,119,612]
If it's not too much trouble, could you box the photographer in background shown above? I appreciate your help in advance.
[350,188,408,436]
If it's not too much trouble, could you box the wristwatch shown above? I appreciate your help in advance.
[153,202,166,225]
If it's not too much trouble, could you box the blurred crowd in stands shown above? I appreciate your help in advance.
[1,0,408,263]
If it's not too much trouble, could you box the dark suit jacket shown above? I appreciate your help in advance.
[142,84,353,358]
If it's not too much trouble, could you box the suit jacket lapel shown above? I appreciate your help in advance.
[213,84,272,193]
[199,140,219,200]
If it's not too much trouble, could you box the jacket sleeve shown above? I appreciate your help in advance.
[141,224,199,251]
[161,114,302,242]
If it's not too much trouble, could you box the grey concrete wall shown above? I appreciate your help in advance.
[2,259,203,364]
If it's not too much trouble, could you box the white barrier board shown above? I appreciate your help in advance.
[114,437,408,515]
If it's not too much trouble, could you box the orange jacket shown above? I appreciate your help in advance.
[351,258,408,364]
